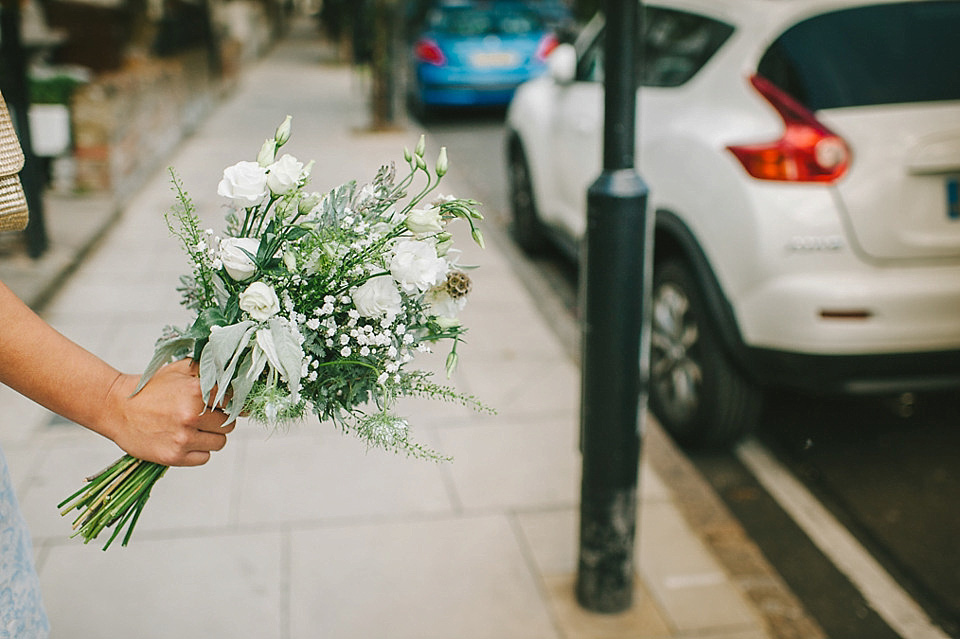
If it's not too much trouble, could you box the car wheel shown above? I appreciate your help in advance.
[649,258,761,447]
[406,85,433,123]
[507,142,548,254]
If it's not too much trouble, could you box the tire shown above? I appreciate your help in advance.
[507,142,548,254]
[648,258,762,447]
[406,82,434,123]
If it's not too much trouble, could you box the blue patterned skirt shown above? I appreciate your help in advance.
[0,447,49,638]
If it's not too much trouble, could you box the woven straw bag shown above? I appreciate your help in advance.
[0,93,28,233]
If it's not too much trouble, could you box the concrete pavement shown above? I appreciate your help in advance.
[0,19,820,639]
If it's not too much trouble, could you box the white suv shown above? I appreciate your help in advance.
[505,0,960,446]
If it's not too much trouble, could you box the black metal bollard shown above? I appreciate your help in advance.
[576,0,650,614]
[576,169,649,613]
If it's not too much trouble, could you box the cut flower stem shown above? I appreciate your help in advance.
[58,455,168,550]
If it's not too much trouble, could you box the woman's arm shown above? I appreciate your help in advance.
[0,280,232,466]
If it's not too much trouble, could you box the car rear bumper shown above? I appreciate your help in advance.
[732,265,960,393]
[415,65,543,107]
[418,84,519,107]
[743,346,960,395]
[737,264,960,354]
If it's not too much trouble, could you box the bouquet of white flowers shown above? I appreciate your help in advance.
[59,117,489,549]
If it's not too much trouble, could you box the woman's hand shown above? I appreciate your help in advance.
[102,359,235,467]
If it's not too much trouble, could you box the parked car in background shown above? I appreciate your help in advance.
[506,0,960,447]
[407,0,559,118]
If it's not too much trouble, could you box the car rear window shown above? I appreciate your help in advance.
[576,6,733,87]
[429,5,543,37]
[758,1,960,110]
[641,6,733,87]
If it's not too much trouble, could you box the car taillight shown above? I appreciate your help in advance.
[727,75,851,183]
[534,33,558,62]
[414,38,446,66]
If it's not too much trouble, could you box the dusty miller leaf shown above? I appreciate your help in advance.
[267,319,304,401]
[133,335,195,395]
[227,347,267,423]
[198,320,255,404]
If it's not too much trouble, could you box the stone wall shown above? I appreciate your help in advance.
[69,48,218,199]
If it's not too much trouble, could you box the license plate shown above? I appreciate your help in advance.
[949,177,959,220]
[470,52,518,68]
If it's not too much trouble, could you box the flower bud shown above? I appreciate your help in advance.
[434,232,453,256]
[436,146,448,177]
[471,228,485,249]
[275,115,293,146]
[298,192,322,215]
[403,146,412,163]
[405,206,444,234]
[415,134,426,158]
[258,138,276,166]
[283,250,298,272]
[445,350,459,377]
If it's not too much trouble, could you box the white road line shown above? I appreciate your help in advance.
[735,438,951,639]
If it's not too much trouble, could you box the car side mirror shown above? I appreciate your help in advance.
[548,43,577,85]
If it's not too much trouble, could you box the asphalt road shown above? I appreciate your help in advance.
[420,109,960,639]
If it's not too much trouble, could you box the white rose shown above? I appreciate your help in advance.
[239,281,280,321]
[219,237,260,281]
[390,239,448,294]
[218,161,269,203]
[266,154,304,195]
[405,206,444,234]
[352,276,402,318]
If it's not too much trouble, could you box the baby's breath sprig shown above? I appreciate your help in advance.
[165,170,219,309]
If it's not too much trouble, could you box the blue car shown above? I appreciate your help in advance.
[408,1,558,117]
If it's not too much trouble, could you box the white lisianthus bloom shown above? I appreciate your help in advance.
[266,154,304,195]
[425,288,467,328]
[218,161,269,203]
[405,206,444,234]
[352,275,402,318]
[240,281,281,320]
[390,239,448,293]
[219,237,260,281]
